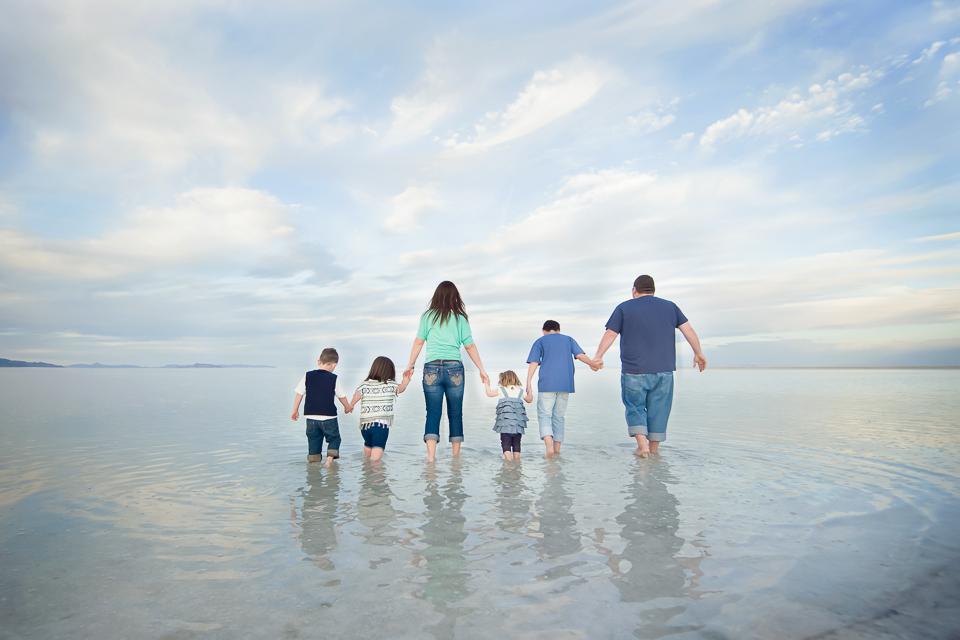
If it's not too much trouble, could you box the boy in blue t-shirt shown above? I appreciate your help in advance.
[525,320,599,457]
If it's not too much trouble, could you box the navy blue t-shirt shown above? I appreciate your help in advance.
[605,296,688,374]
[526,333,585,393]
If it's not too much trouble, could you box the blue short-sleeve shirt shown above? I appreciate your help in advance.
[606,296,688,374]
[526,333,585,393]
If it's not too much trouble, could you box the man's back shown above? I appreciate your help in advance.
[606,296,687,375]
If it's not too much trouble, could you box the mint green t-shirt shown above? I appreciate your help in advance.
[417,312,474,362]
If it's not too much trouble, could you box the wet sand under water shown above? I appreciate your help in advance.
[1,368,959,639]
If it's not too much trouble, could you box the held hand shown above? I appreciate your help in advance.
[402,369,413,381]
[290,410,299,421]
[479,370,490,385]
[595,357,604,370]
[693,353,707,372]
[524,391,533,403]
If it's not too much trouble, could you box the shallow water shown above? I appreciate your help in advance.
[2,368,959,639]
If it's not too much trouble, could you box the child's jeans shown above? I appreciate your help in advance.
[423,360,465,442]
[306,418,341,458]
[361,423,390,450]
[537,392,569,442]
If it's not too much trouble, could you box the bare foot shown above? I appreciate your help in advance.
[634,447,650,457]
[545,449,555,458]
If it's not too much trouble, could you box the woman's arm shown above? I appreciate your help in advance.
[404,338,425,375]
[463,343,489,385]
[397,369,413,394]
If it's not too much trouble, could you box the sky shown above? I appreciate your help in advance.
[0,0,958,369]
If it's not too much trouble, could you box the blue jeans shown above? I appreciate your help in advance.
[306,418,341,458]
[537,392,569,442]
[621,372,674,442]
[423,360,465,442]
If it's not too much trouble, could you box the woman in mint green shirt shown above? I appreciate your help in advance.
[405,281,490,462]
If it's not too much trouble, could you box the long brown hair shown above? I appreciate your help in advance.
[365,356,396,383]
[424,281,468,326]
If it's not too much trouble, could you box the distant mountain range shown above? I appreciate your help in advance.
[1,358,274,369]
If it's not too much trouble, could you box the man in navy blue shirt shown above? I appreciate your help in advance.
[526,320,600,457]
[594,275,706,456]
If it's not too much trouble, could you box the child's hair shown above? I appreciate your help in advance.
[365,356,396,383]
[542,320,560,332]
[319,348,339,364]
[498,370,521,387]
[425,281,468,326]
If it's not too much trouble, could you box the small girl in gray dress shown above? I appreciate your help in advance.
[484,370,531,460]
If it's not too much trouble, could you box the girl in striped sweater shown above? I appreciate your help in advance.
[349,356,413,461]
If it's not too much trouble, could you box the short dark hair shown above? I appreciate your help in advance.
[633,275,655,294]
[319,348,339,364]
[365,356,396,383]
[542,320,560,332]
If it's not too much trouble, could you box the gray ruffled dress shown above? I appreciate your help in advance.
[493,386,528,434]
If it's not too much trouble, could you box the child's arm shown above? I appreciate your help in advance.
[291,393,303,421]
[339,395,353,414]
[524,362,538,402]
[576,353,600,371]
[483,378,499,398]
[348,390,361,411]
[397,369,413,394]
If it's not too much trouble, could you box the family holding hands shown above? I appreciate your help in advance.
[291,276,706,465]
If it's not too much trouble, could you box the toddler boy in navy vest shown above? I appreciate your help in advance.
[291,348,353,465]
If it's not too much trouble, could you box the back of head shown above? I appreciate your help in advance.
[633,275,655,295]
[426,281,468,326]
[499,370,521,387]
[319,348,339,364]
[366,356,396,383]
[542,319,560,332]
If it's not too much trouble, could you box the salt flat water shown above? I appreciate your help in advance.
[1,367,959,639]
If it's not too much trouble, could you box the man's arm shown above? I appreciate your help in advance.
[678,322,706,372]
[525,362,539,402]
[291,393,303,421]
[593,329,619,369]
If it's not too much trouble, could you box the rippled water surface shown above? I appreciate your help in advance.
[2,368,959,639]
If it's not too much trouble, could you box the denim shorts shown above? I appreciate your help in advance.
[361,423,390,450]
[620,372,674,442]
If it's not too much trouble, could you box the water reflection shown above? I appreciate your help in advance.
[493,461,532,536]
[611,458,702,638]
[533,460,587,591]
[298,465,341,571]
[357,462,399,552]
[420,464,473,639]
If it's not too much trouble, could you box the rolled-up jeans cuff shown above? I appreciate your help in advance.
[449,436,464,443]
[326,449,339,458]
[627,424,648,437]
[424,433,440,442]
[647,433,666,442]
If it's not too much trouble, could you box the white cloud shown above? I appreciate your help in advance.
[700,70,882,150]
[671,132,695,150]
[940,51,960,77]
[914,41,946,63]
[623,110,676,134]
[384,187,440,233]
[389,95,453,139]
[913,231,960,242]
[444,59,608,154]
[399,249,437,265]
[0,188,293,279]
